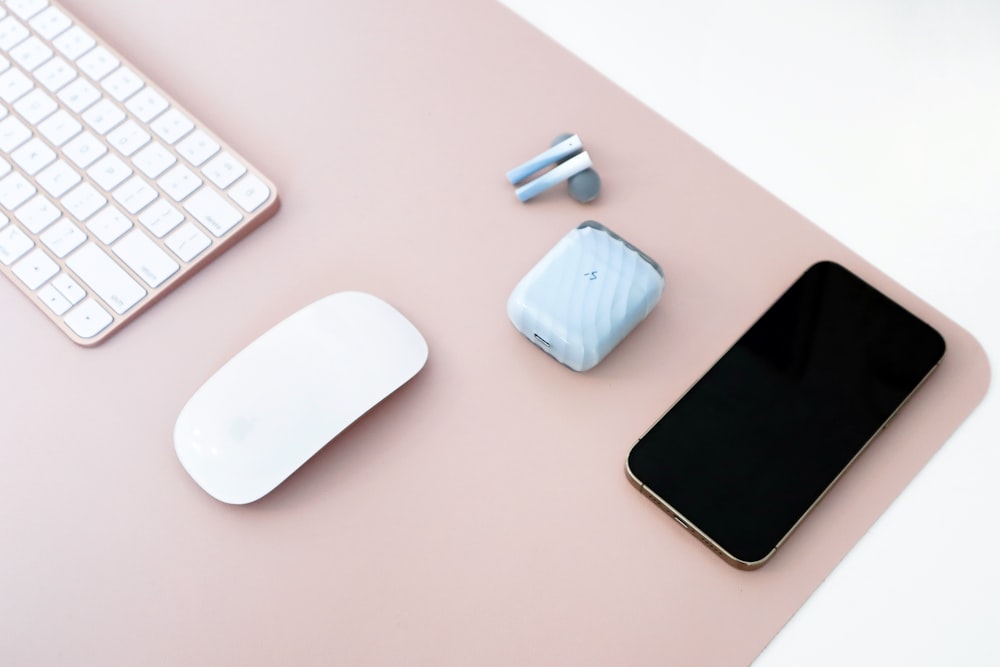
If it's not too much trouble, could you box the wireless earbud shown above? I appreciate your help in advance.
[506,133,601,203]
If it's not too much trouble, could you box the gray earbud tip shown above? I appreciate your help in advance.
[568,168,601,203]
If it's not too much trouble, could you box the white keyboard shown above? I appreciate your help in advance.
[0,0,279,345]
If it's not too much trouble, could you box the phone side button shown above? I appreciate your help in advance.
[673,515,689,529]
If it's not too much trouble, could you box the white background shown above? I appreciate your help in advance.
[498,1,999,664]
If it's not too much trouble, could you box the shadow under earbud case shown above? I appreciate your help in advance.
[507,221,664,371]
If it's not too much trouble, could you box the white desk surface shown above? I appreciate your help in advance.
[499,0,999,664]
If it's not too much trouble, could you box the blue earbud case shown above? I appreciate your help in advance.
[507,221,664,371]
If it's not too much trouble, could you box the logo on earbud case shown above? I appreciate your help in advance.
[506,133,602,203]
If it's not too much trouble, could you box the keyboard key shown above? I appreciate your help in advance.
[37,108,82,146]
[29,7,72,42]
[150,107,193,145]
[112,229,179,288]
[228,174,270,212]
[125,86,168,123]
[11,136,56,175]
[37,282,71,315]
[63,130,107,168]
[65,242,146,314]
[113,175,157,214]
[0,171,36,209]
[33,55,76,92]
[52,25,95,61]
[77,46,119,81]
[40,218,86,258]
[0,222,34,265]
[82,97,126,135]
[36,159,82,197]
[203,151,246,189]
[0,66,33,103]
[9,35,52,72]
[86,205,132,244]
[183,187,242,237]
[176,130,219,167]
[106,119,150,157]
[51,271,86,304]
[88,153,132,191]
[57,76,100,112]
[14,192,60,233]
[63,298,113,339]
[165,222,211,262]
[158,164,201,201]
[0,16,30,51]
[13,87,57,124]
[12,247,58,289]
[61,182,106,221]
[131,141,175,178]
[7,0,49,21]
[0,115,32,152]
[101,66,142,102]
[138,198,183,238]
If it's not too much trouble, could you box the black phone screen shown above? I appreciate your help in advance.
[626,261,945,567]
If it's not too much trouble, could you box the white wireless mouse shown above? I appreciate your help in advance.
[173,292,428,504]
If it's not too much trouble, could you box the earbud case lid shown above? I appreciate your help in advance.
[507,221,664,371]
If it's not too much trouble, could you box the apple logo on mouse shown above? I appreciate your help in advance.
[228,416,254,442]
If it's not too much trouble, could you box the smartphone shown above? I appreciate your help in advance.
[626,261,945,569]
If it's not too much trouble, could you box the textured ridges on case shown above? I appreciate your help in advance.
[508,221,664,371]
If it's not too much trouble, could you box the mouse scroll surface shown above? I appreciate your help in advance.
[174,292,428,504]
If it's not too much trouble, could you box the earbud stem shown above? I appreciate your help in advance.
[505,134,583,185]
[513,151,592,202]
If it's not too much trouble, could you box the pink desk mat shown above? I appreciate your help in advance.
[1,0,990,664]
